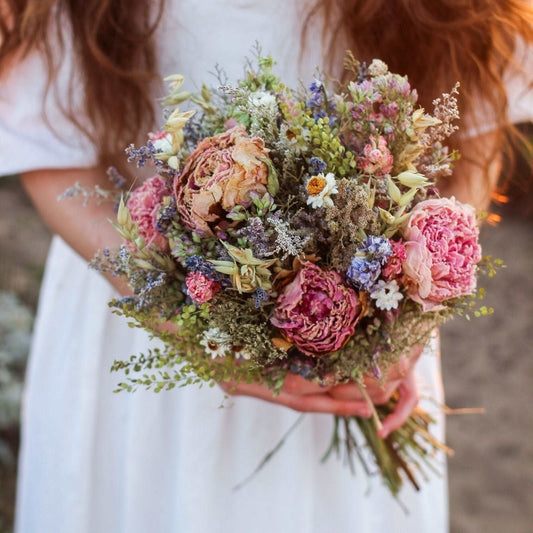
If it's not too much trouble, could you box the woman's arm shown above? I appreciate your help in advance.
[20,166,132,295]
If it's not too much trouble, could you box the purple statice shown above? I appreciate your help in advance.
[155,196,178,233]
[308,157,327,175]
[346,235,392,291]
[346,256,381,292]
[360,236,393,265]
[253,287,269,308]
[235,217,271,257]
[185,255,217,278]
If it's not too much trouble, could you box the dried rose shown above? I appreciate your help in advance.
[271,262,362,357]
[402,197,481,311]
[174,125,271,236]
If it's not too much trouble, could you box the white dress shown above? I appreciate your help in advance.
[1,2,531,532]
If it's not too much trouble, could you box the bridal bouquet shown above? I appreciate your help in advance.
[86,53,497,497]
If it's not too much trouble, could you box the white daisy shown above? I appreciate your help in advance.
[370,279,404,311]
[199,327,232,359]
[306,173,338,209]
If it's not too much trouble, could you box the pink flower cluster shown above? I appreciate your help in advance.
[127,175,171,251]
[185,272,221,304]
[174,125,270,236]
[383,240,407,280]
[271,263,362,357]
[402,198,481,311]
[358,135,394,175]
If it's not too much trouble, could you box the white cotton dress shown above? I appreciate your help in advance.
[1,2,531,532]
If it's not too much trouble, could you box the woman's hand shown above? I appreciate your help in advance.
[218,374,374,417]
[219,344,424,435]
[328,343,424,438]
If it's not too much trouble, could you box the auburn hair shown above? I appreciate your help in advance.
[0,0,165,171]
[1,0,532,182]
[305,0,533,183]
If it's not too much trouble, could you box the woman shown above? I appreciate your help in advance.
[1,1,532,532]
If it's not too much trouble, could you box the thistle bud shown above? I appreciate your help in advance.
[387,178,402,204]
[398,188,418,207]
[117,197,129,226]
[396,171,428,188]
[134,258,155,270]
[201,83,211,102]
[378,207,396,225]
[164,91,192,106]
[164,74,185,90]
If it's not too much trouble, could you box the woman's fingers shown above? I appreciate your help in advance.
[219,380,372,417]
[282,372,332,396]
[377,371,419,439]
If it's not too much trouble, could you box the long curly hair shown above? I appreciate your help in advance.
[1,0,532,182]
[304,0,533,182]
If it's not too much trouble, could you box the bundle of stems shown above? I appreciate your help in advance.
[322,397,452,500]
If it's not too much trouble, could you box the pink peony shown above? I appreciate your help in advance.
[174,125,270,236]
[270,262,362,357]
[127,175,172,251]
[185,272,221,304]
[402,197,481,311]
[382,240,407,280]
[358,135,394,175]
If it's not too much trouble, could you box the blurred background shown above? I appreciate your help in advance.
[0,127,532,532]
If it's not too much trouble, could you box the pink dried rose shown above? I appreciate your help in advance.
[270,262,362,357]
[127,175,172,251]
[174,125,270,236]
[402,197,481,311]
[185,272,221,304]
[382,240,407,280]
[358,135,394,175]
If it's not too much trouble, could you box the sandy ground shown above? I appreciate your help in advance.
[0,176,532,532]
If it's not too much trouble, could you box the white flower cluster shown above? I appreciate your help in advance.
[370,280,404,310]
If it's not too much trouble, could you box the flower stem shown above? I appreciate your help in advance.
[357,383,383,432]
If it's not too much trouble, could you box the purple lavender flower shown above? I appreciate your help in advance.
[125,140,177,179]
[155,196,178,233]
[107,167,128,189]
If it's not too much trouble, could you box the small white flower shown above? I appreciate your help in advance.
[199,327,232,359]
[249,91,277,111]
[231,346,253,361]
[368,59,389,77]
[152,132,175,154]
[370,279,404,310]
[306,173,338,209]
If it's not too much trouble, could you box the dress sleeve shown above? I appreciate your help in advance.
[0,42,97,177]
